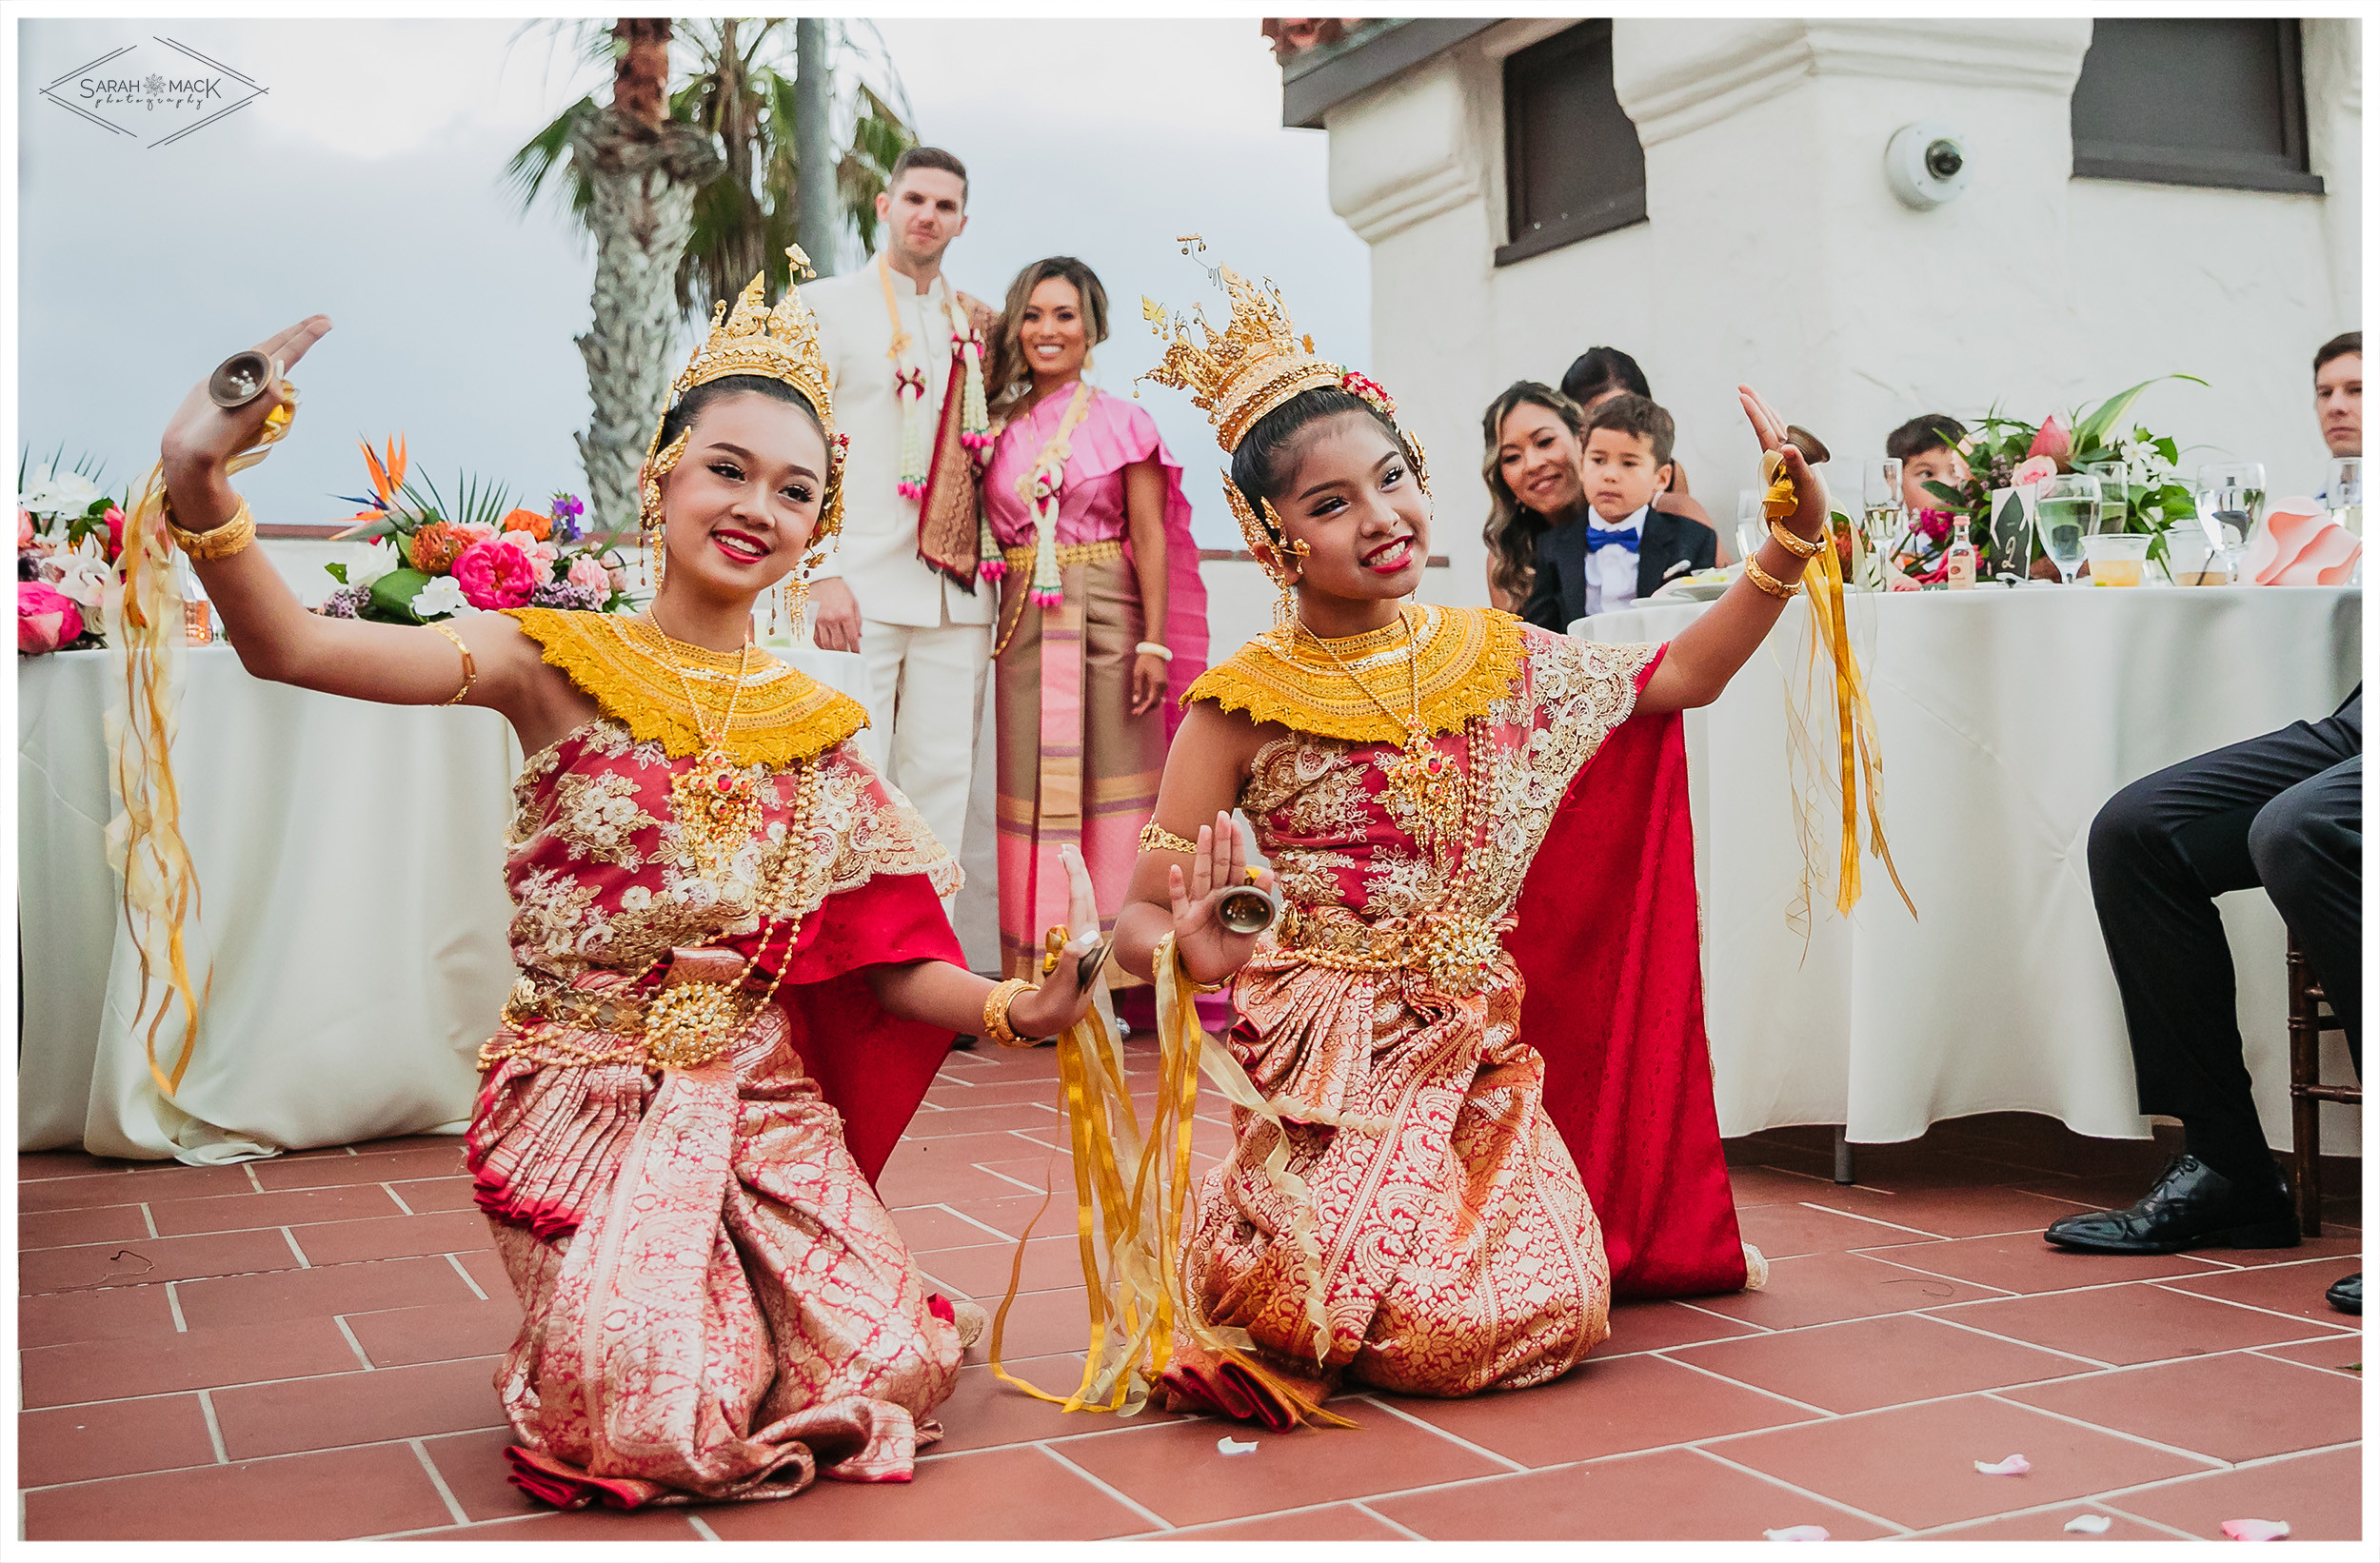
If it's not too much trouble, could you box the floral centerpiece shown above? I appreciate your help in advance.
[18,456,128,654]
[316,436,631,623]
[1894,376,2204,583]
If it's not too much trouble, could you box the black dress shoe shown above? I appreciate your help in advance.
[2326,1273,2361,1316]
[2043,1155,2300,1255]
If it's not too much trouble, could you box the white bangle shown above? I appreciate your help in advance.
[1135,641,1174,662]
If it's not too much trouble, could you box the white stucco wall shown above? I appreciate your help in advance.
[1325,18,2361,604]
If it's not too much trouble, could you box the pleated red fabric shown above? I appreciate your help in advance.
[1509,702,1748,1298]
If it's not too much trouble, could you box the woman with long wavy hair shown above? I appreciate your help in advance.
[979,256,1208,1004]
[1479,380,1591,612]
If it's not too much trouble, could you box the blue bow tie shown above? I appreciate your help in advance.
[1585,524,1640,553]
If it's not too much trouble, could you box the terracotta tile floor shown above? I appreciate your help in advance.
[15,1039,2364,1542]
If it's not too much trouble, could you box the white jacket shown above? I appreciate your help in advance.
[800,262,993,629]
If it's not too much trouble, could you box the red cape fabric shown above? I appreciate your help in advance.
[1509,699,1748,1298]
[763,870,962,1186]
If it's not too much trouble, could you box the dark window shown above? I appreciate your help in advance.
[2072,18,2323,194]
[1498,21,1647,267]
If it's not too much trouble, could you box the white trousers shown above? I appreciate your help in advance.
[855,614,991,869]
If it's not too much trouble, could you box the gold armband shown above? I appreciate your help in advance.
[1766,518,1821,560]
[982,977,1038,1048]
[166,496,258,563]
[427,622,477,705]
[1742,554,1802,600]
[1139,821,1200,855]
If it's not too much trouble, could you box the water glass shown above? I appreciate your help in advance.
[1735,489,1765,564]
[2036,474,2100,584]
[1861,458,1905,560]
[2078,460,2132,530]
[2195,462,2265,571]
[2328,456,2362,537]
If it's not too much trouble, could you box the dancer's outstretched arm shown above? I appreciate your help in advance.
[1636,385,1830,714]
[157,317,569,741]
[1113,703,1274,989]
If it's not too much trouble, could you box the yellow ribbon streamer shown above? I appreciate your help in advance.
[986,936,1354,1427]
[1765,461,1914,927]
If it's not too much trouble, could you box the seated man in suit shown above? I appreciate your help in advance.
[1520,393,1717,631]
[2045,687,2361,1316]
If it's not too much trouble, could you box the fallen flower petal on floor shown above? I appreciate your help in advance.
[1973,1454,2031,1475]
[1217,1436,1259,1455]
[1764,1526,1831,1541]
[2063,1514,2113,1534]
[2221,1519,2291,1541]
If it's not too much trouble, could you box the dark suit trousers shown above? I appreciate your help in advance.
[2086,691,2361,1180]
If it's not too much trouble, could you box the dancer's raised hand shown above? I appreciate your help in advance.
[161,317,332,482]
[1735,384,1828,543]
[1165,809,1275,988]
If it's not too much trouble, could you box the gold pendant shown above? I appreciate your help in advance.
[1379,730,1464,851]
[669,745,764,880]
[643,979,751,1070]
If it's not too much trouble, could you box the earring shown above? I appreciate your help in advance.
[651,524,666,593]
[783,548,818,636]
[640,430,689,597]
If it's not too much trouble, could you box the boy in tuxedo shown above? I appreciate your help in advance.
[1520,394,1717,630]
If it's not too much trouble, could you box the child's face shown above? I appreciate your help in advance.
[1580,428,1671,522]
[1902,446,1969,511]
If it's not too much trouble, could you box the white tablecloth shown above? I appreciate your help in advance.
[18,641,871,1162]
[1577,584,2361,1152]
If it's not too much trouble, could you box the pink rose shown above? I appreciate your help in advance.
[17,509,32,549]
[2012,456,2058,492]
[19,581,84,654]
[606,564,627,594]
[103,505,126,562]
[449,538,540,610]
[2026,414,2072,466]
[451,521,499,544]
[499,529,560,584]
[566,555,611,594]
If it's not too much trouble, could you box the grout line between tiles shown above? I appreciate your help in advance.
[1684,1445,1913,1534]
[280,1227,312,1268]
[446,1252,491,1302]
[195,1389,228,1464]
[1649,1353,1840,1420]
[332,1314,376,1371]
[1034,1442,1176,1531]
[1976,1390,2232,1469]
[2149,1278,2365,1332]
[1795,1201,1948,1240]
[1915,1310,2114,1369]
[242,1164,266,1194]
[1667,1298,1778,1334]
[2084,1498,2219,1541]
[406,1436,470,1529]
[1349,1499,1428,1541]
[1353,1395,1530,1473]
[1896,1492,2163,1539]
[972,1163,1054,1196]
[684,1513,724,1541]
[164,1280,188,1334]
[383,1182,417,1217]
[139,1203,160,1240]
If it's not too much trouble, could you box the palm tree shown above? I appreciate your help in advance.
[509,21,916,533]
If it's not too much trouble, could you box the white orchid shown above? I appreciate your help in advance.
[18,465,103,523]
[345,538,403,591]
[411,575,471,620]
[42,533,115,608]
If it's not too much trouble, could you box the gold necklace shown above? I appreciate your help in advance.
[625,615,766,882]
[1297,605,1465,859]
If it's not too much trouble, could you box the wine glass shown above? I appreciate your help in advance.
[2195,462,2264,579]
[1862,459,1905,561]
[2328,456,2362,537]
[2036,473,2100,584]
[2078,459,2131,531]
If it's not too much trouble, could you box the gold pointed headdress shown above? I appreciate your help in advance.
[1139,236,1424,566]
[647,245,847,549]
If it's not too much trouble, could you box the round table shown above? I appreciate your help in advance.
[17,640,871,1162]
[1577,584,2361,1153]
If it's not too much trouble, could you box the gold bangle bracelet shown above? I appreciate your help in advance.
[166,496,258,563]
[1766,518,1821,559]
[982,977,1037,1047]
[1138,821,1201,856]
[427,623,477,706]
[1742,554,1802,600]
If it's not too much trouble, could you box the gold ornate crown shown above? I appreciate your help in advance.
[1139,236,1425,574]
[649,245,846,551]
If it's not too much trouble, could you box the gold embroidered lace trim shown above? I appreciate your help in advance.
[1182,603,1527,743]
[506,607,867,767]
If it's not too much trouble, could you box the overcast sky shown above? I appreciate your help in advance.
[14,16,1369,549]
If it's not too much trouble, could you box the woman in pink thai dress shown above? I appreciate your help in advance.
[980,257,1207,1010]
[149,264,1100,1509]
